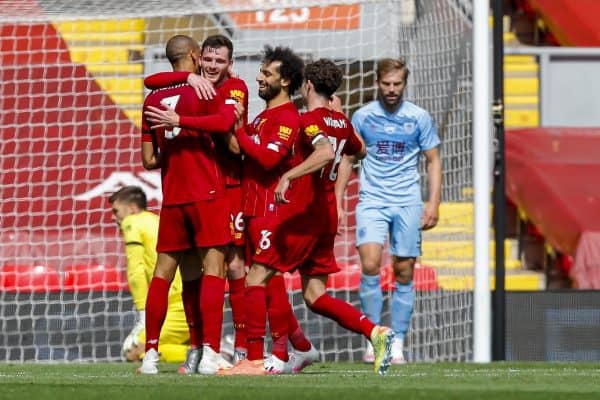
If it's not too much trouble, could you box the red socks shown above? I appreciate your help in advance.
[244,285,267,361]
[267,275,311,355]
[181,278,202,348]
[266,275,291,360]
[200,274,226,352]
[310,294,375,338]
[228,277,247,350]
[144,276,170,352]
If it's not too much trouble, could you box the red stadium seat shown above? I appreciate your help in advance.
[328,264,362,290]
[413,264,440,291]
[0,264,60,292]
[62,264,126,292]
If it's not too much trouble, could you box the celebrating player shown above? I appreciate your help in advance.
[146,41,315,375]
[272,59,395,376]
[144,33,250,372]
[137,34,237,375]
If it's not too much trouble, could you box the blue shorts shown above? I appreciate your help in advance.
[355,202,423,257]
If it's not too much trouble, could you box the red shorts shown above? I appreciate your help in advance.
[226,186,245,247]
[157,199,232,252]
[246,216,339,275]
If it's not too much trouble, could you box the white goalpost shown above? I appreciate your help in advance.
[0,0,476,362]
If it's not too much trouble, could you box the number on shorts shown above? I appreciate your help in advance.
[259,229,272,250]
[232,212,245,231]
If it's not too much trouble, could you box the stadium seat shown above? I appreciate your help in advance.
[328,264,362,290]
[62,264,126,292]
[0,264,60,292]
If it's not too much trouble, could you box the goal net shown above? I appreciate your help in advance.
[0,0,473,362]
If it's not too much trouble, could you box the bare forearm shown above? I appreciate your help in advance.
[284,144,334,182]
[427,157,442,205]
[335,155,356,207]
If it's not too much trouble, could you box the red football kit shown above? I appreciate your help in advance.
[234,101,315,270]
[142,74,235,251]
[290,107,364,276]
[215,77,248,246]
[145,72,249,246]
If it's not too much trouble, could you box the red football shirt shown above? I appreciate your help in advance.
[239,101,308,218]
[142,77,235,205]
[214,77,248,187]
[299,107,363,232]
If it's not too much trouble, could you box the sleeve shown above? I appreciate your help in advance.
[350,109,363,136]
[417,110,441,151]
[234,126,286,170]
[175,92,236,134]
[141,99,155,143]
[235,111,299,170]
[300,112,328,147]
[121,216,150,310]
[223,79,249,126]
[343,125,363,156]
[144,71,190,90]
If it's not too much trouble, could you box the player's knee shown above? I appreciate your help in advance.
[392,257,415,283]
[227,258,246,280]
[361,260,381,275]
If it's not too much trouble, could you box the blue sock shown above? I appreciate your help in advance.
[359,274,383,325]
[391,281,414,340]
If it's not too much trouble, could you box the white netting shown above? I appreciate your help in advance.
[0,0,473,362]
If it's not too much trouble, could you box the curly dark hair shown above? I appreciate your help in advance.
[304,59,343,99]
[263,45,304,95]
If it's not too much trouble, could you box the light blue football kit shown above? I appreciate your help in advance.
[352,99,440,342]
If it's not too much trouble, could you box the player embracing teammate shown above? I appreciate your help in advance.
[140,36,394,376]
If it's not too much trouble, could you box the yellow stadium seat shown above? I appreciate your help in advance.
[69,45,144,64]
[505,109,540,127]
[86,64,143,75]
[54,19,145,34]
[95,77,143,93]
[437,272,544,291]
[505,77,539,96]
[421,240,516,260]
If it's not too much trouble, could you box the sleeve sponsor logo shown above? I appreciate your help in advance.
[278,125,292,140]
[229,89,245,103]
[304,124,320,137]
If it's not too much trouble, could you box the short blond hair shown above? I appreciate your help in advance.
[376,58,410,81]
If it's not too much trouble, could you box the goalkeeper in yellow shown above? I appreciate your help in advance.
[109,185,189,362]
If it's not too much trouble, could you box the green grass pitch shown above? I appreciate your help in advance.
[0,362,599,400]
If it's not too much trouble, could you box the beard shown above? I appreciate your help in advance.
[258,82,281,101]
[378,91,402,109]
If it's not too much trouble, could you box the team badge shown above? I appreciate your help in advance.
[384,124,396,134]
[403,121,416,134]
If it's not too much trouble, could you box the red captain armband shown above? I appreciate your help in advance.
[144,71,190,90]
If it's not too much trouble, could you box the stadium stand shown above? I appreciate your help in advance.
[0,265,60,293]
[506,128,600,289]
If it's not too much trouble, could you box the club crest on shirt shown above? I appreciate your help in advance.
[383,124,396,134]
[278,125,292,140]
[229,89,244,104]
[403,121,416,134]
[304,124,320,137]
